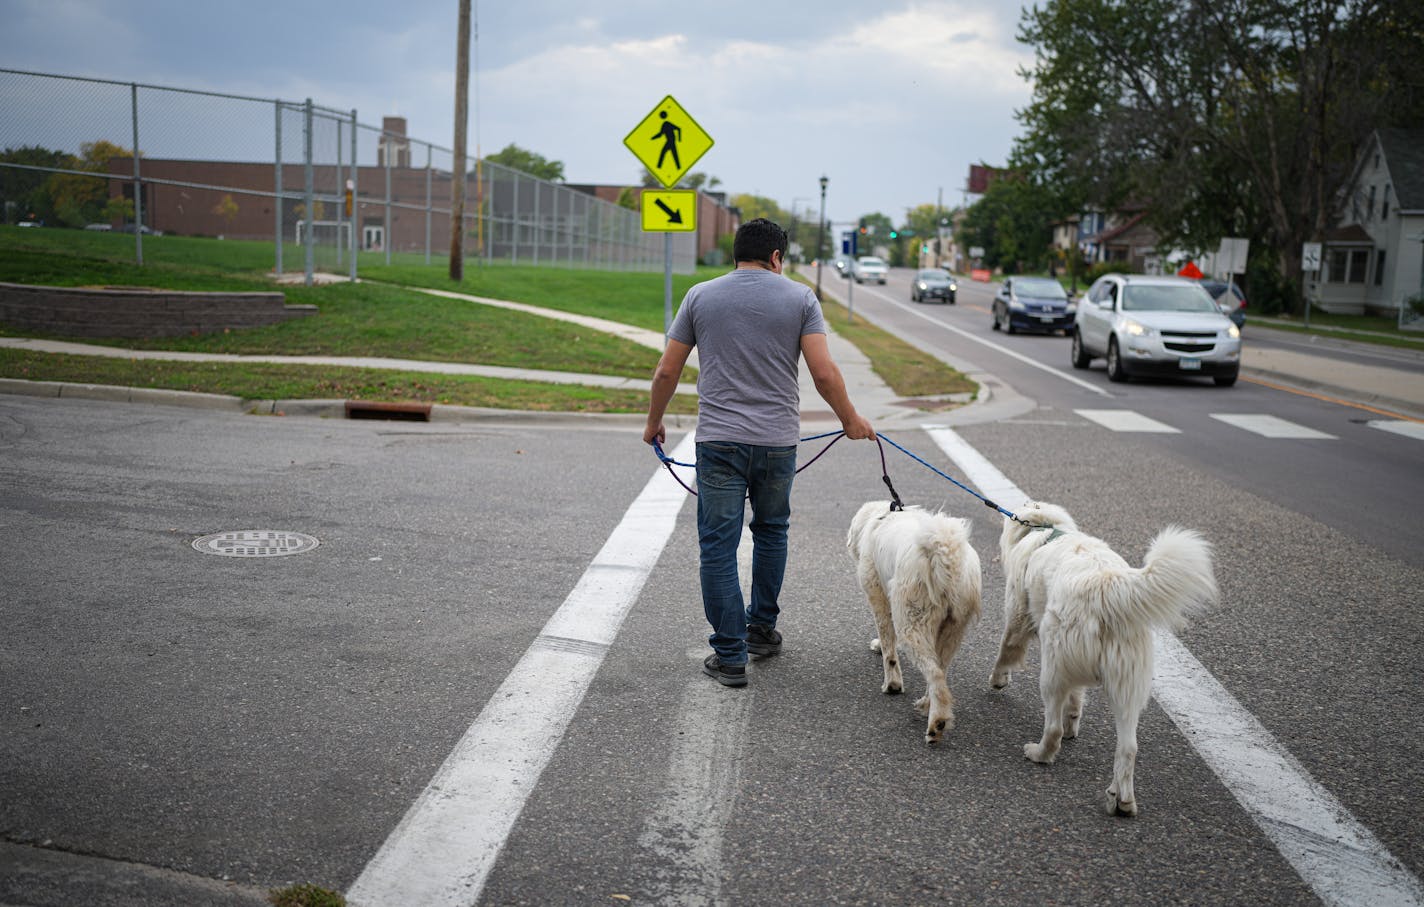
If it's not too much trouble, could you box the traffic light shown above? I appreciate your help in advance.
[889,230,898,239]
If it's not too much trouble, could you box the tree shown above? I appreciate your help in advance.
[485,143,564,182]
[730,193,786,224]
[45,140,131,227]
[957,176,1057,273]
[1015,0,1424,311]
[0,145,68,224]
[103,195,135,225]
[212,194,238,231]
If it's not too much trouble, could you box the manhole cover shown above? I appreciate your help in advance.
[191,530,320,558]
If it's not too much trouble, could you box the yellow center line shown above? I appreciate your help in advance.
[1242,375,1422,422]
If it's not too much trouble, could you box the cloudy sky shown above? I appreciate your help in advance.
[4,0,1037,226]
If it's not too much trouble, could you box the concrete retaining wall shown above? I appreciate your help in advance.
[0,282,316,338]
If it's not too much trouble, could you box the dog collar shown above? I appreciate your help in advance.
[1034,526,1067,544]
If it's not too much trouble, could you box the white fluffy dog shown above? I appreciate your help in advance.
[847,501,982,744]
[990,502,1217,816]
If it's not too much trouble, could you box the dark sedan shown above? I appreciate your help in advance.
[992,276,1076,334]
[911,268,957,304]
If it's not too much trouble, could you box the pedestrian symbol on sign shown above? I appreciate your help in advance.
[654,111,681,171]
[623,96,714,189]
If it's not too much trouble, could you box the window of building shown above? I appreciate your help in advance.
[1328,249,1347,281]
[1375,249,1386,285]
[1368,185,1376,219]
[1349,249,1368,284]
[1383,184,1390,219]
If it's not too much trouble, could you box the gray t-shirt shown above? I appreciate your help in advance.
[667,268,826,446]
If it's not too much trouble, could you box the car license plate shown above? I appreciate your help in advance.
[1179,357,1202,370]
[1038,315,1055,323]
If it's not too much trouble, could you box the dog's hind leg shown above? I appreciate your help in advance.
[1063,688,1085,740]
[1103,670,1149,817]
[861,567,903,695]
[1024,649,1070,764]
[906,631,954,744]
[1104,706,1141,817]
[990,606,1035,689]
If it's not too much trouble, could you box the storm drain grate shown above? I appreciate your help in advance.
[192,530,320,558]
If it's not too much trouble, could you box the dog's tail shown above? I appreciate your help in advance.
[1117,526,1218,631]
[898,516,982,625]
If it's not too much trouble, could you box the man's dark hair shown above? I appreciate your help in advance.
[733,217,788,265]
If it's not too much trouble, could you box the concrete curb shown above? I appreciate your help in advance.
[1240,366,1424,419]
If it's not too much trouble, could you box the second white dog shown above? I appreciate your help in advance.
[848,501,982,743]
[991,501,1218,816]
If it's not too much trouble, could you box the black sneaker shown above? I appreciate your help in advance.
[746,624,782,657]
[702,653,747,687]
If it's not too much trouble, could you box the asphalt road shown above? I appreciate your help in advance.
[2,283,1422,906]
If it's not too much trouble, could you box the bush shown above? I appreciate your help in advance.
[1084,260,1134,282]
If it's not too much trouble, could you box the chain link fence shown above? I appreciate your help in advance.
[0,68,690,283]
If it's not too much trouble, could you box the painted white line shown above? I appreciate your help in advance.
[1211,413,1336,439]
[636,681,751,905]
[1368,419,1424,441]
[847,281,1112,396]
[921,423,1423,907]
[1077,409,1182,433]
[346,432,697,907]
[1152,633,1424,907]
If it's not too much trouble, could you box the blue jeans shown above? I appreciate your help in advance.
[695,441,796,665]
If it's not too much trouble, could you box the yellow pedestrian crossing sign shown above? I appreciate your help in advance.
[641,189,697,232]
[623,95,714,189]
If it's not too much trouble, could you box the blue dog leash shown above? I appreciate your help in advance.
[652,430,1037,527]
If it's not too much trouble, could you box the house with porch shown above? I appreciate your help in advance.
[1308,128,1424,316]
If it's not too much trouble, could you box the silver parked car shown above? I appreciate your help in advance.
[1071,274,1242,386]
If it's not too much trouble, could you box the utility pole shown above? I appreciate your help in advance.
[449,0,471,281]
[815,175,828,301]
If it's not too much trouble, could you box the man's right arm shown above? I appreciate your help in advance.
[801,332,875,440]
[643,338,693,446]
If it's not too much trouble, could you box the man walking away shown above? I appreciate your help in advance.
[643,218,876,687]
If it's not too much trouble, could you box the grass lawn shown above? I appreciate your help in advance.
[0,226,974,410]
[0,349,697,415]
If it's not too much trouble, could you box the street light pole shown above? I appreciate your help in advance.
[815,174,828,302]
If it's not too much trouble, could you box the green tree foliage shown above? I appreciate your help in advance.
[484,143,564,182]
[1015,0,1424,311]
[212,193,238,229]
[731,193,785,224]
[46,140,132,227]
[956,176,1057,274]
[0,145,68,224]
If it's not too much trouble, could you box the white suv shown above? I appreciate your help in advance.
[852,256,888,284]
[1071,274,1242,386]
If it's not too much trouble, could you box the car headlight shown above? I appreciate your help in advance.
[1066,303,1077,314]
[917,282,927,291]
[1123,318,1154,337]
[1227,324,1240,340]
[1008,299,1025,311]
[948,283,957,291]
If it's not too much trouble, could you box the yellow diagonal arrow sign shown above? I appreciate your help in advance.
[640,189,697,232]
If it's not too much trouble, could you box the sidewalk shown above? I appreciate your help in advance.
[1,288,1420,423]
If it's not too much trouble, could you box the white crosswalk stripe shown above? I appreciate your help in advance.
[1369,419,1424,441]
[1209,414,1336,438]
[1075,409,1180,433]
